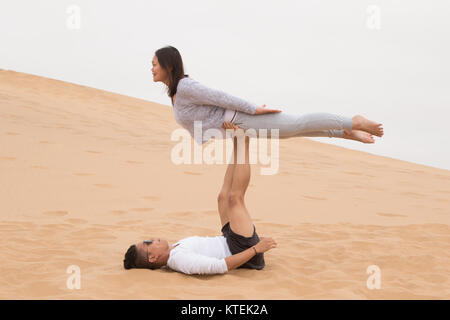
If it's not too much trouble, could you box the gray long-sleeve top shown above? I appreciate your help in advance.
[173,76,258,145]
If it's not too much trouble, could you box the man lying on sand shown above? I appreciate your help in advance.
[123,135,277,275]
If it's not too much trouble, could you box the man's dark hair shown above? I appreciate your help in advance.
[124,245,138,269]
[123,244,162,270]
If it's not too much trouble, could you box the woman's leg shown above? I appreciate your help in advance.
[231,111,383,139]
[298,129,375,143]
[296,129,345,138]
[217,136,241,228]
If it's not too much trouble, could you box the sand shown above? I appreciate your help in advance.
[0,69,449,299]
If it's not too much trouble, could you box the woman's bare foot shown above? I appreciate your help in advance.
[352,115,384,137]
[342,129,375,143]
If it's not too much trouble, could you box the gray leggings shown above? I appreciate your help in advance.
[231,111,354,138]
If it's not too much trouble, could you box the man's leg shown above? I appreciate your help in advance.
[217,135,243,228]
[217,154,235,228]
[227,135,254,237]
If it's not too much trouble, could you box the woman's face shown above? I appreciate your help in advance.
[151,55,168,83]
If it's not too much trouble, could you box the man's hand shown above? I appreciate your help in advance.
[254,104,282,115]
[254,237,277,253]
[225,237,277,271]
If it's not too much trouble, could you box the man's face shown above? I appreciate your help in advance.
[136,238,169,264]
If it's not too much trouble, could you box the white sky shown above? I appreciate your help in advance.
[1,0,449,170]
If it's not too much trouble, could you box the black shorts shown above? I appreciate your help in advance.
[221,222,265,270]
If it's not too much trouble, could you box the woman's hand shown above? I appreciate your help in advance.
[254,237,277,253]
[254,104,282,115]
[222,121,241,130]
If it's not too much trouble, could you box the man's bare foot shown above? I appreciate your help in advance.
[352,115,384,137]
[342,129,375,143]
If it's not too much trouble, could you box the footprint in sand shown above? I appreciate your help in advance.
[141,196,160,201]
[167,211,197,218]
[66,218,88,224]
[184,171,202,176]
[259,222,290,231]
[376,212,407,218]
[42,210,69,217]
[302,195,327,201]
[74,172,94,176]
[201,210,218,216]
[400,191,425,197]
[93,183,114,188]
[131,208,155,213]
[343,171,362,176]
[118,220,141,225]
[31,165,48,169]
[434,174,450,180]
[110,210,127,215]
[0,224,23,231]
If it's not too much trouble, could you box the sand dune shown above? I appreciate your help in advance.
[0,69,449,299]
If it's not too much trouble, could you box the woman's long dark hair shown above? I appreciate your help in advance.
[154,46,189,102]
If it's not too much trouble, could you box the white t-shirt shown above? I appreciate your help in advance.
[166,235,232,275]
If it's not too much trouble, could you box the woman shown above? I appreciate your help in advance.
[151,46,384,145]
